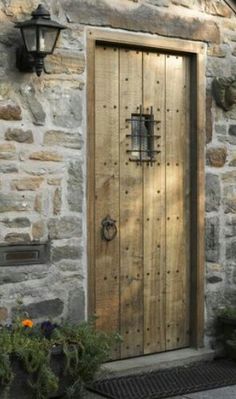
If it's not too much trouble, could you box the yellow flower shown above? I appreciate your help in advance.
[22,319,33,328]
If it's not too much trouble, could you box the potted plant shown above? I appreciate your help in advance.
[217,307,236,360]
[218,307,236,341]
[0,313,119,399]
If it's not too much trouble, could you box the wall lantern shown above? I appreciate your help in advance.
[15,4,66,77]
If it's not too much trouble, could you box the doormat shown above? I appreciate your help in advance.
[87,359,236,399]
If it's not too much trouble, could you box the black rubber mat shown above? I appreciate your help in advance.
[88,359,236,399]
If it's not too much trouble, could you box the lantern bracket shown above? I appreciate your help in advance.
[16,46,36,73]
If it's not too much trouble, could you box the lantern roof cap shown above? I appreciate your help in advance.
[32,4,50,19]
[15,4,67,30]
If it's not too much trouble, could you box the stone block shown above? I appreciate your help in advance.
[32,221,45,240]
[206,262,223,273]
[215,124,226,135]
[0,271,26,285]
[225,289,236,307]
[206,174,220,212]
[3,1,36,18]
[67,288,85,324]
[67,161,83,212]
[0,100,21,120]
[0,193,33,212]
[5,233,31,244]
[0,307,8,322]
[45,85,83,129]
[57,260,83,274]
[224,262,235,285]
[44,130,82,150]
[44,51,85,74]
[205,0,233,18]
[226,239,236,260]
[48,216,82,239]
[172,0,195,8]
[0,83,11,98]
[47,178,62,186]
[205,291,225,315]
[16,299,64,319]
[222,171,236,183]
[207,44,228,58]
[62,0,220,43]
[52,245,82,262]
[20,84,46,126]
[53,188,62,215]
[0,164,18,173]
[148,0,169,6]
[34,193,42,213]
[233,268,236,285]
[206,57,231,78]
[2,217,31,228]
[229,154,236,166]
[231,60,236,76]
[0,143,16,160]
[11,177,44,191]
[29,151,63,162]
[29,266,49,281]
[223,185,236,214]
[206,216,219,262]
[206,146,227,167]
[225,215,236,237]
[5,128,33,143]
[229,125,236,136]
[206,93,213,144]
[207,275,222,284]
[22,164,64,176]
[226,106,236,121]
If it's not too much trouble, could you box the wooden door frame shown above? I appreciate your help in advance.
[87,27,206,350]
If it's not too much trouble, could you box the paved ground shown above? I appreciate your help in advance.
[84,385,236,398]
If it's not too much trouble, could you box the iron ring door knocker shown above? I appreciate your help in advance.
[101,215,117,241]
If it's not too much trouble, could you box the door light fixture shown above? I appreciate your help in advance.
[15,4,66,76]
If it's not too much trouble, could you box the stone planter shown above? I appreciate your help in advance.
[225,340,236,361]
[0,357,33,399]
[0,350,76,399]
[218,315,236,341]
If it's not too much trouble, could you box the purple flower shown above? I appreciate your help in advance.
[41,321,57,338]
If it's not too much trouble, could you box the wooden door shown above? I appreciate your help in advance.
[92,44,190,359]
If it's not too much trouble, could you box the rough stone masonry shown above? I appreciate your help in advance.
[0,0,235,351]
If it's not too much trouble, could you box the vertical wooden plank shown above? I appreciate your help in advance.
[143,52,166,354]
[165,54,190,350]
[94,46,120,358]
[119,49,143,358]
[87,35,96,317]
[184,56,191,348]
[191,50,206,348]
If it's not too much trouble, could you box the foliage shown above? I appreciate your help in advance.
[218,307,236,319]
[0,311,119,399]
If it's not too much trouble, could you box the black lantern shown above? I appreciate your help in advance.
[15,4,66,76]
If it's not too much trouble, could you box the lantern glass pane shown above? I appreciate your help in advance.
[38,27,59,53]
[22,27,37,52]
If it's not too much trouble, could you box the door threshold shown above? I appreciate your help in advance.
[100,348,215,379]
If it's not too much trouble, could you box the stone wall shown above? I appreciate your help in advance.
[0,0,235,349]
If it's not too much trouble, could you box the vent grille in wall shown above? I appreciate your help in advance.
[0,243,50,266]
